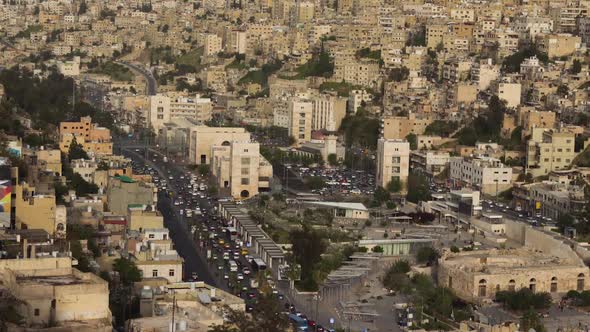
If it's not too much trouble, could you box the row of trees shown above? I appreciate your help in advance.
[0,66,115,131]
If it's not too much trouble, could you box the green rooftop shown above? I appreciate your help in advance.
[115,175,136,183]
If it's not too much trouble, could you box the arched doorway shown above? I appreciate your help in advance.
[240,190,249,198]
[578,273,585,291]
[508,279,516,292]
[478,279,487,297]
[551,277,558,292]
[529,278,536,292]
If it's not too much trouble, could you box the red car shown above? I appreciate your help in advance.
[307,320,316,327]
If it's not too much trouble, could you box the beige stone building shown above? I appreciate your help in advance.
[518,108,556,139]
[0,256,111,331]
[13,178,66,236]
[497,81,521,108]
[106,175,156,215]
[311,94,347,132]
[35,149,62,175]
[376,138,410,190]
[526,128,577,177]
[439,218,590,302]
[128,206,165,231]
[59,116,112,156]
[288,98,313,146]
[537,34,582,58]
[449,156,513,196]
[333,58,380,88]
[210,141,272,199]
[203,33,222,56]
[188,126,251,165]
[426,24,447,48]
[148,93,213,134]
[128,282,244,332]
[382,113,433,140]
[471,58,499,91]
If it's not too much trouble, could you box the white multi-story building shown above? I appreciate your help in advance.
[210,141,273,199]
[376,138,410,190]
[449,156,513,196]
[204,33,223,56]
[148,94,212,134]
[311,94,347,132]
[288,98,313,146]
[471,58,499,91]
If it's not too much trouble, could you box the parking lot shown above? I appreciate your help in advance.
[289,165,376,196]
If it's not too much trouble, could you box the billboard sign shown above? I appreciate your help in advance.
[0,179,11,227]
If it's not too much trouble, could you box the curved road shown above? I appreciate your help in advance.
[115,61,157,95]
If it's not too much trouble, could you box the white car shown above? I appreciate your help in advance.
[237,273,244,280]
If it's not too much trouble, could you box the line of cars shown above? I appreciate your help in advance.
[130,148,336,329]
[167,169,276,312]
[287,311,335,332]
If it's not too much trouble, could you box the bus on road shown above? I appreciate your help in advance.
[225,227,237,241]
[252,258,267,271]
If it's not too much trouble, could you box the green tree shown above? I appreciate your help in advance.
[70,173,99,197]
[406,173,431,203]
[406,133,418,150]
[386,177,402,193]
[374,186,390,204]
[557,84,569,97]
[520,309,547,332]
[557,214,575,234]
[416,246,439,265]
[372,245,384,253]
[198,164,210,176]
[425,120,459,137]
[382,260,411,292]
[289,224,328,291]
[571,59,582,74]
[113,257,141,285]
[68,136,89,160]
[495,288,552,311]
[327,153,339,166]
[78,1,87,14]
[389,67,410,82]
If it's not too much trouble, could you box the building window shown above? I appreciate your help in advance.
[241,178,250,185]
[169,269,175,277]
[529,278,536,292]
[149,234,155,239]
[34,308,40,316]
[152,269,158,277]
[478,279,487,297]
[241,168,250,175]
[241,157,251,165]
[551,277,558,292]
[578,273,585,291]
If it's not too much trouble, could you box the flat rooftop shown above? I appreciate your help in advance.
[441,248,581,273]
[16,274,92,286]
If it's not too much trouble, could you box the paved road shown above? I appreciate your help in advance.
[121,147,221,288]
[115,61,157,95]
